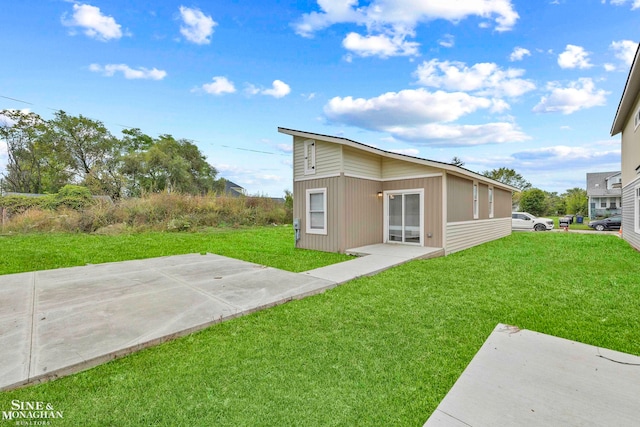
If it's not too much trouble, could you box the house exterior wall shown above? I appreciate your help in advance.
[494,187,512,218]
[381,157,440,180]
[293,176,344,252]
[293,137,342,179]
[447,174,474,222]
[446,218,512,255]
[382,176,443,248]
[478,183,489,220]
[621,95,640,188]
[343,147,382,179]
[343,176,383,249]
[622,178,640,251]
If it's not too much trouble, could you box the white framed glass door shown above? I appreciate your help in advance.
[384,190,423,245]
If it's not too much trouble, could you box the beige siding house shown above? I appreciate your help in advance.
[611,43,640,251]
[279,128,516,255]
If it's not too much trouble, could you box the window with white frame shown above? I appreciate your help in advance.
[488,187,494,218]
[601,198,607,208]
[306,188,327,234]
[473,184,479,219]
[303,140,316,175]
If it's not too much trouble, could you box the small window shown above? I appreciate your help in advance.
[304,140,316,175]
[488,187,494,218]
[473,184,479,219]
[601,199,607,208]
[306,188,327,235]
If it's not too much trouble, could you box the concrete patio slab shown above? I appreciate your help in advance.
[425,324,640,426]
[0,253,335,390]
[303,244,443,283]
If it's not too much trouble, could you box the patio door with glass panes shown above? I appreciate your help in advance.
[384,190,423,245]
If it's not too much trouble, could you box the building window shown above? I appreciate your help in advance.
[304,140,316,175]
[610,200,617,209]
[473,184,479,219]
[306,188,327,235]
[601,199,607,208]
[488,187,494,218]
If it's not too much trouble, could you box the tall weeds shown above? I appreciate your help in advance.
[1,193,291,234]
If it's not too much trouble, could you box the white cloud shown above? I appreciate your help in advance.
[509,144,621,171]
[509,47,530,61]
[604,63,616,72]
[262,80,291,98]
[200,76,236,95]
[294,0,518,58]
[276,143,293,153]
[179,6,216,45]
[438,34,455,48]
[89,64,167,80]
[610,40,639,67]
[323,88,528,146]
[62,4,123,41]
[533,78,609,114]
[325,89,493,127]
[385,122,529,146]
[342,32,419,57]
[414,59,535,98]
[557,44,593,69]
[602,0,640,9]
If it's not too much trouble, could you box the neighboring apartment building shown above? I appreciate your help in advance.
[611,43,640,251]
[586,171,622,219]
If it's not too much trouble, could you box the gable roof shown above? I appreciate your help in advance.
[278,127,519,192]
[611,42,640,136]
[586,171,622,196]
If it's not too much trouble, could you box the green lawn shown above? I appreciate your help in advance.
[1,231,639,426]
[0,226,350,275]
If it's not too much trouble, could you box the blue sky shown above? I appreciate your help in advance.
[1,0,638,196]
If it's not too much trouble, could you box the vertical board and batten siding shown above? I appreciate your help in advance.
[621,95,640,187]
[622,181,640,251]
[383,177,443,248]
[343,147,382,179]
[494,187,513,218]
[343,177,384,249]
[293,136,342,179]
[447,174,474,222]
[382,157,440,180]
[478,184,489,220]
[445,218,511,254]
[293,177,343,253]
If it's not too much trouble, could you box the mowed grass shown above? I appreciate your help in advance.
[0,226,350,274]
[1,231,640,426]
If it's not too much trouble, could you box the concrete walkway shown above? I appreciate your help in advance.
[425,324,640,426]
[1,244,437,391]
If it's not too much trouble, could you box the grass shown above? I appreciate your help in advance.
[550,215,592,230]
[0,226,350,274]
[1,231,639,426]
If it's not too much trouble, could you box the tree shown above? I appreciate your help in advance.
[451,156,465,167]
[563,187,587,215]
[519,188,547,216]
[545,191,566,216]
[482,167,531,190]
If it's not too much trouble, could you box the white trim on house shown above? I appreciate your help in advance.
[635,183,640,234]
[489,186,494,218]
[442,173,448,252]
[473,183,479,219]
[306,188,327,235]
[383,188,424,246]
[303,139,316,175]
[294,173,341,182]
[344,172,443,182]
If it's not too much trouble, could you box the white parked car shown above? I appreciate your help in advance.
[512,212,554,231]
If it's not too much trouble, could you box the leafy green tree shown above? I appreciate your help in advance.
[545,191,566,216]
[519,188,547,216]
[563,187,588,215]
[482,167,531,190]
[451,156,465,167]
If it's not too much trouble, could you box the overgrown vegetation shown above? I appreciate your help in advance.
[1,232,638,426]
[0,191,292,234]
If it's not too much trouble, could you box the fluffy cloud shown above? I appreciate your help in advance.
[557,44,593,69]
[414,59,535,98]
[294,0,519,57]
[533,78,608,114]
[62,4,123,41]
[389,148,420,156]
[603,0,640,9]
[323,88,528,146]
[179,6,216,45]
[89,64,167,80]
[200,76,236,95]
[509,47,531,61]
[262,80,291,98]
[610,40,639,67]
[342,32,419,57]
[246,80,291,98]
